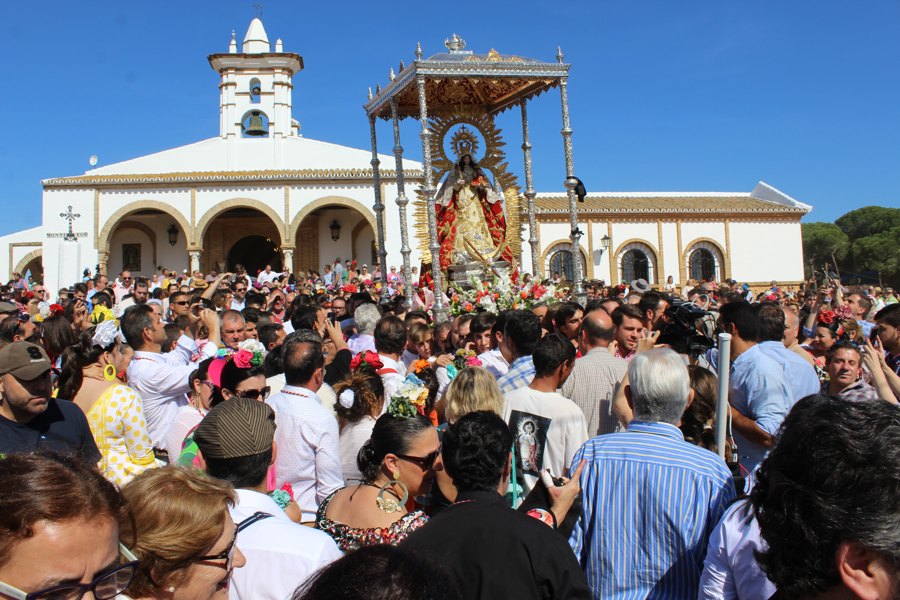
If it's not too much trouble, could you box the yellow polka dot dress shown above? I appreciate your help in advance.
[86,384,159,486]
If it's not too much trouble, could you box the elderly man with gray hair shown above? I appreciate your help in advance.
[568,348,735,599]
[347,303,381,355]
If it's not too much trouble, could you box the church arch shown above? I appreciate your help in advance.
[683,238,726,282]
[540,240,590,281]
[288,196,377,245]
[13,249,42,283]
[196,198,284,246]
[614,239,659,285]
[97,201,191,255]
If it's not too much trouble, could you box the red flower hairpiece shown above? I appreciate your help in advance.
[350,351,383,372]
[49,303,64,317]
[817,309,835,325]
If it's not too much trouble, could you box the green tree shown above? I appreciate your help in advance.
[848,226,900,286]
[834,206,900,240]
[802,222,849,276]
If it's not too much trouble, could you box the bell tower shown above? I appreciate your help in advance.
[208,18,304,139]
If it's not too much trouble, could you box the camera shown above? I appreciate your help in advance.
[656,297,717,357]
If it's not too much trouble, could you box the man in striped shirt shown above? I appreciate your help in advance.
[569,348,735,599]
[497,310,541,394]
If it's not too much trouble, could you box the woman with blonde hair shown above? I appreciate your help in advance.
[441,366,504,424]
[119,466,246,599]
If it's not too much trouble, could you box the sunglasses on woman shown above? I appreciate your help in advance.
[396,447,441,470]
[193,526,237,572]
[234,386,271,401]
[0,544,138,600]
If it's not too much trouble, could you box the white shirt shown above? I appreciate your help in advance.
[340,416,376,483]
[501,386,589,495]
[230,298,246,311]
[256,270,278,286]
[164,404,206,459]
[698,499,776,600]
[478,348,509,378]
[400,348,419,370]
[266,385,343,521]
[347,333,376,355]
[127,350,197,448]
[229,489,341,600]
[377,354,407,414]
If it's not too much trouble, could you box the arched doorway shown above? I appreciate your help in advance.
[226,235,281,275]
[200,207,283,277]
[616,241,658,284]
[293,205,376,275]
[106,210,189,278]
[684,241,725,283]
[14,250,43,285]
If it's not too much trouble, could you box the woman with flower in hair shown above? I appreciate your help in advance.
[333,353,385,482]
[804,308,848,381]
[57,320,158,486]
[315,382,438,551]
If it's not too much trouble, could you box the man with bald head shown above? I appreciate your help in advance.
[561,307,628,436]
[782,306,816,368]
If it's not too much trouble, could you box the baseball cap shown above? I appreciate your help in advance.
[0,342,52,380]
[194,397,276,460]
[0,301,18,314]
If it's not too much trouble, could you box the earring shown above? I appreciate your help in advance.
[376,472,409,513]
[103,364,118,382]
[167,586,176,593]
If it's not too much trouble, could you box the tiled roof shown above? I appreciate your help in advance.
[534,193,809,215]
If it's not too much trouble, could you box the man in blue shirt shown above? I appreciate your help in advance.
[570,348,735,599]
[497,310,541,393]
[719,301,791,476]
[755,303,820,408]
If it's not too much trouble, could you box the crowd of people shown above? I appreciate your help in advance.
[0,257,898,600]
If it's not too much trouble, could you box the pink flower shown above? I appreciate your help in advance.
[465,355,483,367]
[233,349,253,369]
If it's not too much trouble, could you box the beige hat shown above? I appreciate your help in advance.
[0,342,51,380]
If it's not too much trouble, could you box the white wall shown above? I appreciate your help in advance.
[729,221,805,282]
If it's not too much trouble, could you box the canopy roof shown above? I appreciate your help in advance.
[364,34,569,120]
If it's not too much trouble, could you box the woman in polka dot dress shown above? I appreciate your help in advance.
[57,321,158,486]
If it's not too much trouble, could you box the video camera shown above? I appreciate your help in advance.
[656,297,717,357]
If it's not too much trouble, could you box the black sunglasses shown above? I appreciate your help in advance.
[234,386,271,401]
[0,544,138,600]
[171,300,190,306]
[396,448,440,470]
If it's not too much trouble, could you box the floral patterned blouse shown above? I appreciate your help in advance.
[315,489,429,552]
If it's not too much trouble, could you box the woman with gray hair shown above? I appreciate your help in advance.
[347,303,381,354]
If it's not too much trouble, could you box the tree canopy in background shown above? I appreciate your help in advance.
[802,206,900,286]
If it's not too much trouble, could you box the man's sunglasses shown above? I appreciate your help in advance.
[396,447,440,470]
[171,300,190,306]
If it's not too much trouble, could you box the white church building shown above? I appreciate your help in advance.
[0,17,811,292]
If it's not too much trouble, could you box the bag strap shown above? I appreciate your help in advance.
[237,511,273,532]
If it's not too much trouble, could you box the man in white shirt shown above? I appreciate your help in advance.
[474,311,509,378]
[122,304,220,452]
[374,315,408,403]
[256,264,278,287]
[266,330,343,521]
[230,279,248,311]
[502,333,588,495]
[194,397,341,599]
[112,270,133,305]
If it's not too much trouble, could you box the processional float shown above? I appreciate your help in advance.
[364,34,584,322]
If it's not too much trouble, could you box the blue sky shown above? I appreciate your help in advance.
[1,1,898,237]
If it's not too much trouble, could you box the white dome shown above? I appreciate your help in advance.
[242,17,270,53]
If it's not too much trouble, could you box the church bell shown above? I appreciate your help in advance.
[244,111,267,136]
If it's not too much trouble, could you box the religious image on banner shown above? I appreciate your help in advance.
[508,410,552,477]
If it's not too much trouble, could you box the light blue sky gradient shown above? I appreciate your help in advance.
[1,1,897,236]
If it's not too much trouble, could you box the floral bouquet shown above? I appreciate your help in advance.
[453,348,482,370]
[449,273,560,315]
[387,380,429,418]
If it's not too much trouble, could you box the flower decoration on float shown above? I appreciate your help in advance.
[448,272,559,316]
[350,350,384,371]
[387,378,429,418]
